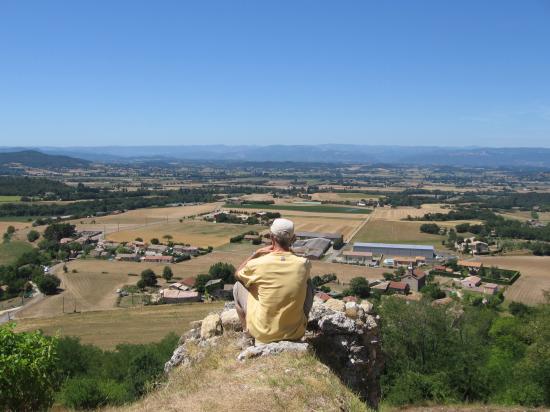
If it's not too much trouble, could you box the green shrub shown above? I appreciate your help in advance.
[59,377,128,409]
[0,324,59,411]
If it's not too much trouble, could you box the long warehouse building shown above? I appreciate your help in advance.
[352,242,435,259]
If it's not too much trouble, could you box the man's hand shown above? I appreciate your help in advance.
[251,245,274,259]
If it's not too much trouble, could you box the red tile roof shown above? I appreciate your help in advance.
[389,281,409,291]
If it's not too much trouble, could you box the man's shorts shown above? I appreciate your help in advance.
[233,281,249,311]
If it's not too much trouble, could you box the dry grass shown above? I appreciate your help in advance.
[106,335,369,412]
[15,303,222,349]
[0,221,29,233]
[372,204,448,221]
[106,220,263,247]
[476,256,550,305]
[352,218,444,246]
[290,214,365,240]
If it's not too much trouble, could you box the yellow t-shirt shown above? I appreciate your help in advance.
[237,252,311,343]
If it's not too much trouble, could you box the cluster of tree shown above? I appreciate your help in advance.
[194,262,236,293]
[420,223,441,234]
[0,176,98,199]
[379,298,550,407]
[421,207,550,243]
[525,241,550,256]
[0,323,180,411]
[455,192,550,211]
[229,230,259,243]
[0,187,217,218]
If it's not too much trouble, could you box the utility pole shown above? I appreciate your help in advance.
[74,299,76,313]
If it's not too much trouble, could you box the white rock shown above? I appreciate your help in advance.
[220,308,242,331]
[237,341,309,361]
[324,298,345,312]
[360,300,374,314]
[200,313,222,339]
[345,301,359,318]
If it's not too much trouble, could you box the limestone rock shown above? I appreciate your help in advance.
[324,298,345,312]
[345,301,358,319]
[237,341,309,361]
[200,313,222,339]
[220,308,242,331]
[317,311,358,334]
[164,345,189,373]
[360,300,374,314]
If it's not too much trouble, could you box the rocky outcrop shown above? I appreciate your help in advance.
[165,296,383,408]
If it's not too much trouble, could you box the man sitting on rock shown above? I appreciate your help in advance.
[233,218,313,344]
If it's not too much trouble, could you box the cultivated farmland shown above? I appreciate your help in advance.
[106,220,263,247]
[351,218,444,246]
[15,302,223,349]
[477,256,550,305]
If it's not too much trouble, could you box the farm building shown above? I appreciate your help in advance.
[461,276,481,288]
[457,260,483,273]
[353,242,435,259]
[388,281,410,295]
[341,251,372,264]
[115,253,140,262]
[401,270,426,292]
[295,231,343,243]
[292,237,331,260]
[160,289,201,304]
[172,245,199,255]
[147,244,168,253]
[169,282,190,291]
[141,255,173,263]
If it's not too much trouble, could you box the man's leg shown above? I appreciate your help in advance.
[233,281,249,331]
[303,279,314,317]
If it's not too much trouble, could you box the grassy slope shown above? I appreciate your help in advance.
[106,335,370,412]
[0,240,33,265]
[15,302,223,349]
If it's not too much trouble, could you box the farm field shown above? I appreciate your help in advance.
[499,210,550,223]
[0,221,29,234]
[0,195,21,202]
[0,240,34,265]
[311,192,381,201]
[351,218,444,246]
[70,202,223,234]
[372,204,448,221]
[289,214,365,240]
[225,202,371,214]
[476,256,550,305]
[15,302,223,349]
[106,220,263,247]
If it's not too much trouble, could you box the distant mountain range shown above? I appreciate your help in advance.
[0,150,91,169]
[1,145,550,168]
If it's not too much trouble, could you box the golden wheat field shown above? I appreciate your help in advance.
[476,256,550,305]
[106,220,263,247]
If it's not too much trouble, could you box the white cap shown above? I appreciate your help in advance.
[270,218,294,238]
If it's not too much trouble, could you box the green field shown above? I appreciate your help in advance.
[0,195,21,202]
[0,241,34,265]
[352,219,443,246]
[225,203,371,214]
[0,216,33,222]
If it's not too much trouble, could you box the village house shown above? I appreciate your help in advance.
[160,289,201,304]
[181,277,196,289]
[461,275,482,288]
[388,281,410,295]
[341,250,372,265]
[401,269,426,292]
[205,278,223,293]
[457,260,484,273]
[455,237,489,255]
[169,282,190,291]
[172,245,199,256]
[141,255,173,263]
[213,283,234,299]
[147,244,168,254]
[115,253,140,262]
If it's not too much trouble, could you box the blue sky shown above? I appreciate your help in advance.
[1,1,549,147]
